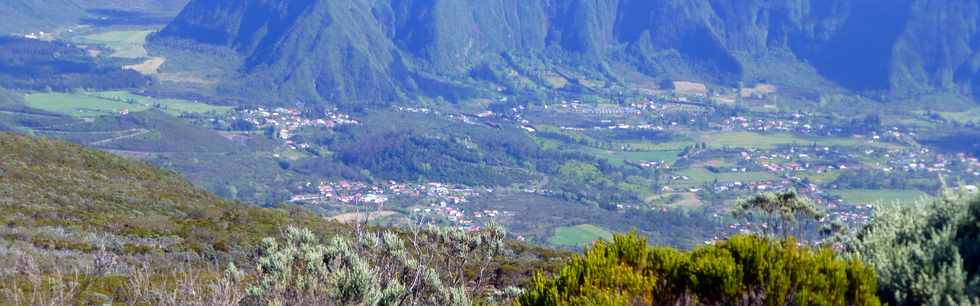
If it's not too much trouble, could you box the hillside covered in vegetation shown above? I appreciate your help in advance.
[0,133,561,304]
[2,133,979,305]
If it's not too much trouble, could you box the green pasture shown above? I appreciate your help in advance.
[829,189,932,208]
[700,132,897,150]
[674,167,777,186]
[73,30,153,58]
[589,148,682,165]
[24,91,231,117]
[548,224,615,247]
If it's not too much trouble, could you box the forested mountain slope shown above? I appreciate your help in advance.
[156,0,980,105]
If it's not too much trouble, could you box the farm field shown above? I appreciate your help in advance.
[674,167,777,186]
[547,224,614,247]
[589,148,682,165]
[24,91,232,117]
[699,132,890,150]
[801,171,842,184]
[829,189,932,207]
[647,192,703,208]
[618,140,696,151]
[936,108,980,125]
[72,30,154,58]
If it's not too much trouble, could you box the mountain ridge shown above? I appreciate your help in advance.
[155,0,980,105]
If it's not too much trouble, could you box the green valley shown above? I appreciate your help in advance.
[25,91,231,117]
[0,0,979,305]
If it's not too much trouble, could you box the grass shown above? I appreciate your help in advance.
[24,91,232,117]
[829,189,932,207]
[699,132,897,150]
[72,30,154,58]
[588,148,682,165]
[674,168,777,186]
[548,224,614,247]
[618,140,696,151]
[647,192,702,208]
[935,108,980,124]
[801,171,842,184]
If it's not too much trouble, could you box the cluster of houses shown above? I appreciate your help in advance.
[288,178,515,231]
[550,101,643,116]
[877,148,980,175]
[23,31,52,40]
[626,160,672,169]
[411,202,511,232]
[236,107,358,148]
[715,116,814,134]
[395,106,436,114]
[290,180,482,207]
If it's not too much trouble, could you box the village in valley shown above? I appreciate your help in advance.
[220,79,978,244]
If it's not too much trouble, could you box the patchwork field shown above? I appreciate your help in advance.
[936,108,980,125]
[647,192,703,208]
[72,30,154,58]
[674,168,777,186]
[548,224,614,247]
[830,189,932,207]
[589,148,682,165]
[617,140,696,151]
[24,91,232,117]
[700,132,890,150]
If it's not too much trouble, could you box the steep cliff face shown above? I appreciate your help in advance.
[162,0,406,104]
[157,0,980,104]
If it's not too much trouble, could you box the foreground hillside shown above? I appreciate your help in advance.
[156,0,980,105]
[0,132,335,256]
[1,133,977,305]
[0,133,561,304]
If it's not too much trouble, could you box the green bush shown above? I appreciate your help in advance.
[518,232,880,306]
[846,191,980,305]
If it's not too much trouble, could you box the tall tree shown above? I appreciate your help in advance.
[734,190,823,240]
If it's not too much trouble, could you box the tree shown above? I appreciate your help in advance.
[734,190,824,240]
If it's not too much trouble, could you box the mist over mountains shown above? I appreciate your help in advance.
[154,0,980,105]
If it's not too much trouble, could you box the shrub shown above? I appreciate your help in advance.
[244,224,506,305]
[517,232,880,306]
[846,191,980,305]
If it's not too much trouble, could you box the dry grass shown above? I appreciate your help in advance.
[328,210,399,223]
[124,57,166,75]
[673,81,708,95]
[741,83,778,97]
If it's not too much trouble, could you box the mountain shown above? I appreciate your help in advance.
[155,0,980,105]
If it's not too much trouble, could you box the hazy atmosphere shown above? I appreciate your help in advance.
[0,1,978,305]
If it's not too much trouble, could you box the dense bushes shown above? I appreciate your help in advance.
[0,133,565,305]
[518,232,880,306]
[846,191,980,305]
[244,224,507,305]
